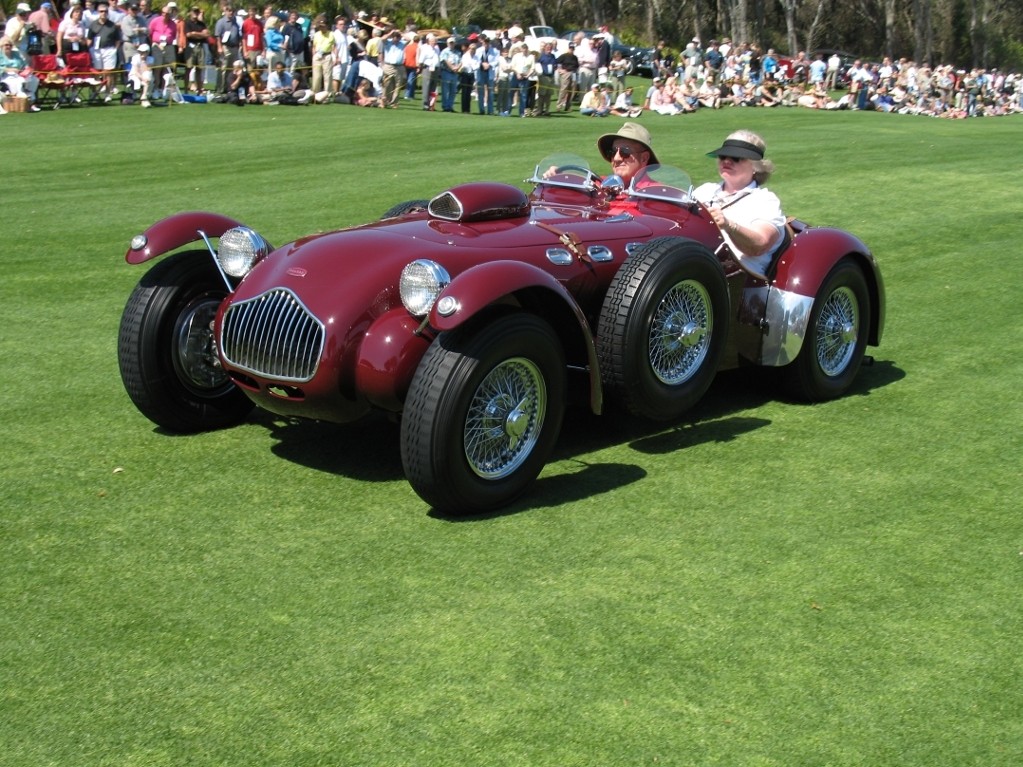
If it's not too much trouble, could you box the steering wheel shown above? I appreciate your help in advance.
[553,165,602,185]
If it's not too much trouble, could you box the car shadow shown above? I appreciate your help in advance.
[251,357,905,513]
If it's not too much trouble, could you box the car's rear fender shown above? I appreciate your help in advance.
[741,227,884,366]
[126,211,247,265]
[429,260,604,415]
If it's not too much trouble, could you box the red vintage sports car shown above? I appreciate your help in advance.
[119,157,885,512]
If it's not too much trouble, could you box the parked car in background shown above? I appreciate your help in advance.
[118,157,884,514]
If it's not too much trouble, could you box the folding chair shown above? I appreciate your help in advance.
[63,52,102,105]
[31,54,67,109]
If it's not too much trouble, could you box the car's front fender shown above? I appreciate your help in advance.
[430,260,604,415]
[126,211,247,265]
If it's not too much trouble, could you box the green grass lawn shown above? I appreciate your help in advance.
[2,102,1021,766]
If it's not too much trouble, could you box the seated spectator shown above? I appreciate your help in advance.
[610,86,642,117]
[648,78,681,114]
[265,59,312,103]
[128,41,153,106]
[353,76,380,106]
[226,58,254,103]
[698,75,721,108]
[579,82,610,116]
[0,35,41,110]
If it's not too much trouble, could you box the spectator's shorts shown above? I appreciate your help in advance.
[92,47,117,71]
[185,43,205,68]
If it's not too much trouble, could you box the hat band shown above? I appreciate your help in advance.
[718,139,764,159]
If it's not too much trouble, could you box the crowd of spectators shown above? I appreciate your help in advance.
[3,2,1022,118]
[645,38,1023,118]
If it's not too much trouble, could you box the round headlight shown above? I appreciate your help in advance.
[400,260,451,317]
[217,227,272,278]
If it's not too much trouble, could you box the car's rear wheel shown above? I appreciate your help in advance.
[784,259,870,401]
[401,313,566,513]
[118,250,253,432]
[597,237,729,421]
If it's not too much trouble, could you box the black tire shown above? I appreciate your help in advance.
[783,259,870,401]
[118,250,253,432]
[401,314,566,513]
[597,237,729,421]
[381,199,429,219]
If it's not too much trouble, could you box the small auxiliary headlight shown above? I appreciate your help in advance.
[217,227,272,278]
[399,259,451,317]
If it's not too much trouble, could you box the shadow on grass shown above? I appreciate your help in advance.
[243,357,904,511]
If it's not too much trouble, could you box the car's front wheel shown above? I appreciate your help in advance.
[784,259,871,401]
[118,250,253,432]
[401,313,566,513]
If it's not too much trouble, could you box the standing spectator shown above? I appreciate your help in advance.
[119,3,148,71]
[147,3,178,97]
[510,41,534,116]
[555,39,578,111]
[682,38,701,79]
[402,30,418,99]
[607,49,628,97]
[592,31,610,84]
[182,5,207,92]
[57,4,88,55]
[88,1,121,100]
[762,48,779,81]
[331,15,351,96]
[262,14,283,71]
[28,2,59,54]
[380,27,404,107]
[306,16,331,95]
[703,40,724,80]
[825,52,841,89]
[240,3,262,72]
[458,39,475,112]
[5,4,33,57]
[281,10,303,72]
[809,52,826,85]
[214,5,240,94]
[534,40,555,116]
[574,33,595,94]
[494,42,512,115]
[416,32,438,110]
[437,34,460,112]
[652,40,674,78]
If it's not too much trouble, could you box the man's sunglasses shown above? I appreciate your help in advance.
[612,146,638,159]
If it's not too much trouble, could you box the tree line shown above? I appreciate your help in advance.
[312,0,1022,71]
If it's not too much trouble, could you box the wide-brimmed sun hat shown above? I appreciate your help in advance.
[705,137,765,160]
[597,122,658,164]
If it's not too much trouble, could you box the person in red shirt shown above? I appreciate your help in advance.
[240,4,263,73]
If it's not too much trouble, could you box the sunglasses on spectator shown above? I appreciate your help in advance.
[612,146,638,159]
[718,155,748,162]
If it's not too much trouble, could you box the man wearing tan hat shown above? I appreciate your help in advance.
[596,121,657,184]
[543,122,657,187]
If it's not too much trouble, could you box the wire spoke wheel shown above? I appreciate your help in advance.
[464,357,546,479]
[648,279,713,385]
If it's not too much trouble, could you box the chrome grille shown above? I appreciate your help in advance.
[220,288,324,382]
